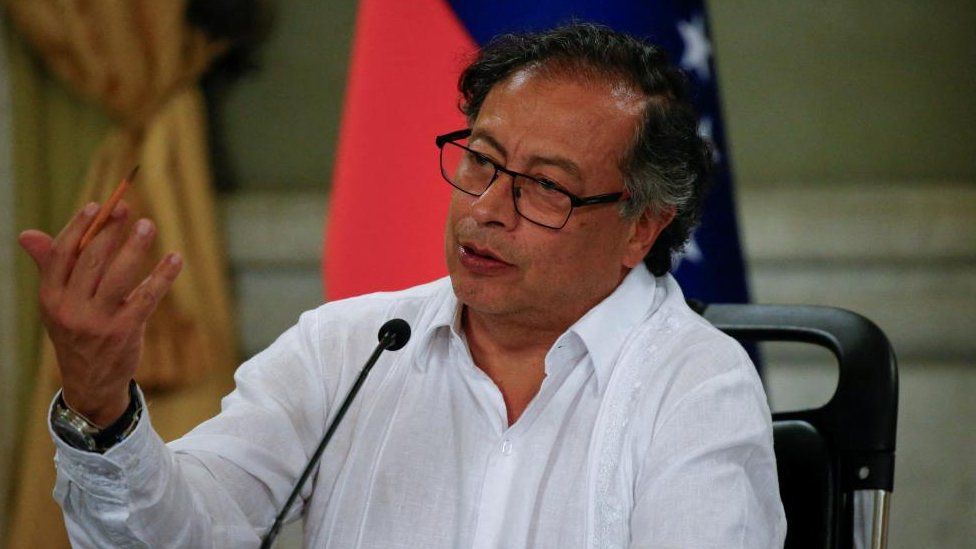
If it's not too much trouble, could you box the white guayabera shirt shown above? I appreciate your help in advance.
[50,264,786,548]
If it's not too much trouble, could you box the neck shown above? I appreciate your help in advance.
[462,306,562,426]
[461,266,632,355]
[460,283,613,366]
[459,270,629,425]
[462,306,565,360]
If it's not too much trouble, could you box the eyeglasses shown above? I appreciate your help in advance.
[435,129,628,229]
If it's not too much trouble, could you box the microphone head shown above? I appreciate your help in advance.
[378,318,411,351]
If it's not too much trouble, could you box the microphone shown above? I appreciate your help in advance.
[260,318,411,548]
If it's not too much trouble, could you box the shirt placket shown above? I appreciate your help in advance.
[449,334,520,549]
[465,339,581,549]
[470,431,521,549]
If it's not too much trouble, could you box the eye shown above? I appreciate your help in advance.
[462,148,493,166]
[536,178,563,193]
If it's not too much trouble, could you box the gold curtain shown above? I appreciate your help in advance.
[4,2,239,547]
[2,21,111,542]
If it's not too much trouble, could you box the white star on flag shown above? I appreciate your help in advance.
[677,15,712,81]
[697,116,721,163]
[673,234,704,269]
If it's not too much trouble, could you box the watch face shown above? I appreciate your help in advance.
[52,402,101,452]
[52,417,97,452]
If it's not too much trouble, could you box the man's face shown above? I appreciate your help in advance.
[445,68,668,328]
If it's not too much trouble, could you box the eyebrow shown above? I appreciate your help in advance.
[470,130,583,181]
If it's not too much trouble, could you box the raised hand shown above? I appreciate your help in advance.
[18,201,182,426]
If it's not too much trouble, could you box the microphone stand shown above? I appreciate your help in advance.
[260,320,409,548]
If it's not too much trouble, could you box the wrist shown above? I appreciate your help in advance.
[62,382,132,428]
[52,381,143,453]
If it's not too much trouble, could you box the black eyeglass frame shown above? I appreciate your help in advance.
[435,129,628,229]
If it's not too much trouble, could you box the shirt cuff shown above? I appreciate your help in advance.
[48,386,167,501]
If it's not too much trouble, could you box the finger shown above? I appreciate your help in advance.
[66,202,130,298]
[17,230,54,271]
[46,202,100,288]
[93,218,156,310]
[121,252,183,324]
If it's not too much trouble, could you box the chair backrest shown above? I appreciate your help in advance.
[701,304,898,549]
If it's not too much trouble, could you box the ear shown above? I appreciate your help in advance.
[621,207,675,269]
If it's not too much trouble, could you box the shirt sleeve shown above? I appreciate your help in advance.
[50,309,331,548]
[628,347,787,549]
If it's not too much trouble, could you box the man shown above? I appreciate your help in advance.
[19,24,786,547]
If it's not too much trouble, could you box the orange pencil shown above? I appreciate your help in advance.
[78,165,140,251]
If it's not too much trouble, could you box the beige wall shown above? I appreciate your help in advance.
[711,1,976,184]
[212,0,356,189]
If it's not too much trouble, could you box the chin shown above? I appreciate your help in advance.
[449,272,516,314]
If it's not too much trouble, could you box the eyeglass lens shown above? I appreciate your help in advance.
[440,142,571,228]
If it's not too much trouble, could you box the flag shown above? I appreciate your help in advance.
[325,0,751,310]
[323,0,472,299]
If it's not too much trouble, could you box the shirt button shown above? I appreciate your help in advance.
[501,439,513,455]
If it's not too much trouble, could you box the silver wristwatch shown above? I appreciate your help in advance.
[51,381,142,453]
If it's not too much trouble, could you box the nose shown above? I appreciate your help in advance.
[470,172,519,229]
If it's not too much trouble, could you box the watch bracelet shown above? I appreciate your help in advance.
[55,381,142,453]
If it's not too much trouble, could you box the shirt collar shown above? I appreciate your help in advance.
[413,279,463,370]
[566,262,657,393]
[414,264,658,389]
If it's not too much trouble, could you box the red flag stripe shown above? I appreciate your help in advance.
[324,0,476,300]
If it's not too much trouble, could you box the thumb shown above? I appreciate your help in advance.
[17,230,53,270]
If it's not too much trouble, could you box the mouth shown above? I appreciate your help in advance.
[457,242,514,273]
[460,242,510,264]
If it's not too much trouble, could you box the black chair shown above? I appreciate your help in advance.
[700,304,898,549]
